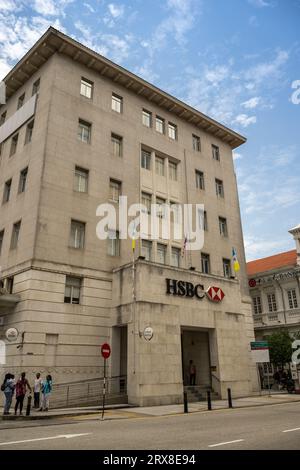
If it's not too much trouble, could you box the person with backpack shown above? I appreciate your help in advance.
[1,373,16,415]
[14,372,32,416]
[40,374,52,411]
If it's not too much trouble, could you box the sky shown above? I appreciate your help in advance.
[0,0,299,261]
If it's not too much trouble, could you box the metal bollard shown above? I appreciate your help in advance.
[183,391,188,413]
[207,390,212,410]
[26,395,32,416]
[227,388,233,408]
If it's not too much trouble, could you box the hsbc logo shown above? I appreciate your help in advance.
[166,279,225,302]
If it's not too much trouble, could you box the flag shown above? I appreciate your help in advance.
[132,224,137,251]
[181,235,188,257]
[232,247,240,272]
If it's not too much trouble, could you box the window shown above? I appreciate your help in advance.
[155,116,165,134]
[171,247,180,267]
[3,179,12,203]
[287,289,298,309]
[10,134,18,156]
[18,167,28,193]
[17,93,25,110]
[201,253,210,274]
[6,277,14,294]
[0,111,6,126]
[0,230,4,255]
[215,178,224,198]
[193,134,201,151]
[212,144,220,161]
[223,258,231,278]
[64,276,81,304]
[156,197,166,218]
[253,296,262,315]
[170,202,181,224]
[109,179,121,203]
[32,78,40,96]
[74,167,89,193]
[78,119,91,143]
[141,240,152,261]
[111,133,123,157]
[80,78,93,99]
[141,149,151,170]
[168,122,177,140]
[219,217,228,237]
[267,292,277,312]
[70,220,85,249]
[196,170,205,190]
[10,221,21,249]
[25,120,34,144]
[198,209,208,231]
[142,109,152,127]
[107,230,120,256]
[169,161,178,181]
[112,93,123,113]
[157,243,166,264]
[141,192,152,214]
[155,156,165,176]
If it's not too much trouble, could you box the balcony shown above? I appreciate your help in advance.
[253,308,300,328]
[0,288,20,314]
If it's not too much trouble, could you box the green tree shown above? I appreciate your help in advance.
[267,330,293,368]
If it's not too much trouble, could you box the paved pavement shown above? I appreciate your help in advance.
[0,400,300,449]
[1,392,300,424]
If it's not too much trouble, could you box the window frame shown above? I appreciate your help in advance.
[112,93,123,113]
[80,77,93,99]
[141,149,151,170]
[212,144,220,161]
[109,179,122,203]
[18,167,28,194]
[74,166,89,193]
[10,220,21,250]
[192,134,201,152]
[64,276,81,304]
[201,253,210,274]
[168,122,177,140]
[78,119,91,144]
[195,170,205,190]
[70,220,86,249]
[142,109,152,128]
[3,179,12,203]
[155,116,165,134]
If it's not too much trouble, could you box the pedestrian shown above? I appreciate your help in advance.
[40,374,52,411]
[14,372,32,416]
[189,360,196,386]
[1,373,16,415]
[33,372,42,409]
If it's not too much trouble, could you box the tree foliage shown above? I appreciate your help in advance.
[267,330,293,367]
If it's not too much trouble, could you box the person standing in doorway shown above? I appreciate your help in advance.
[189,360,196,386]
[14,372,32,416]
[33,373,42,409]
[40,375,52,411]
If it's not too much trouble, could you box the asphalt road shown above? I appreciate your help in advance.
[1,402,300,450]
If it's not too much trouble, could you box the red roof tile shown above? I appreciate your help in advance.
[247,249,297,276]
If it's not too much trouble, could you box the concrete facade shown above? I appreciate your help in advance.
[0,28,258,405]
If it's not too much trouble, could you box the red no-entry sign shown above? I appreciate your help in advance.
[101,343,111,359]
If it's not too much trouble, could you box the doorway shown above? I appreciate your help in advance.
[181,329,211,387]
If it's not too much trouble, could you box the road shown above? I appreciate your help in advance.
[0,402,300,450]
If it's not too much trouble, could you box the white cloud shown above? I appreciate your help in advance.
[0,0,21,12]
[32,0,74,17]
[108,3,124,18]
[233,151,243,161]
[247,0,271,7]
[245,236,291,261]
[242,96,261,109]
[234,113,257,127]
[244,49,289,87]
[83,2,95,13]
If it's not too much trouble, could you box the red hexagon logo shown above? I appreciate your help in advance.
[206,286,225,302]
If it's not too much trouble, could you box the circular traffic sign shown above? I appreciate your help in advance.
[101,342,111,359]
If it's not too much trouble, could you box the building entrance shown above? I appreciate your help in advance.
[181,329,211,387]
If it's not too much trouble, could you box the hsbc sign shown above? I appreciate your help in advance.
[166,279,225,303]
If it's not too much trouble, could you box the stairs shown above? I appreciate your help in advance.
[184,385,219,402]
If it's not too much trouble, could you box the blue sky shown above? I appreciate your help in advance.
[0,0,299,261]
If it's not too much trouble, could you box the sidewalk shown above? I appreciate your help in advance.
[1,392,300,424]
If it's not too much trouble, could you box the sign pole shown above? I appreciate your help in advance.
[100,342,111,421]
[266,362,271,396]
[102,357,106,420]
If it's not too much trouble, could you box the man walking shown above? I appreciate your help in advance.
[14,372,32,416]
